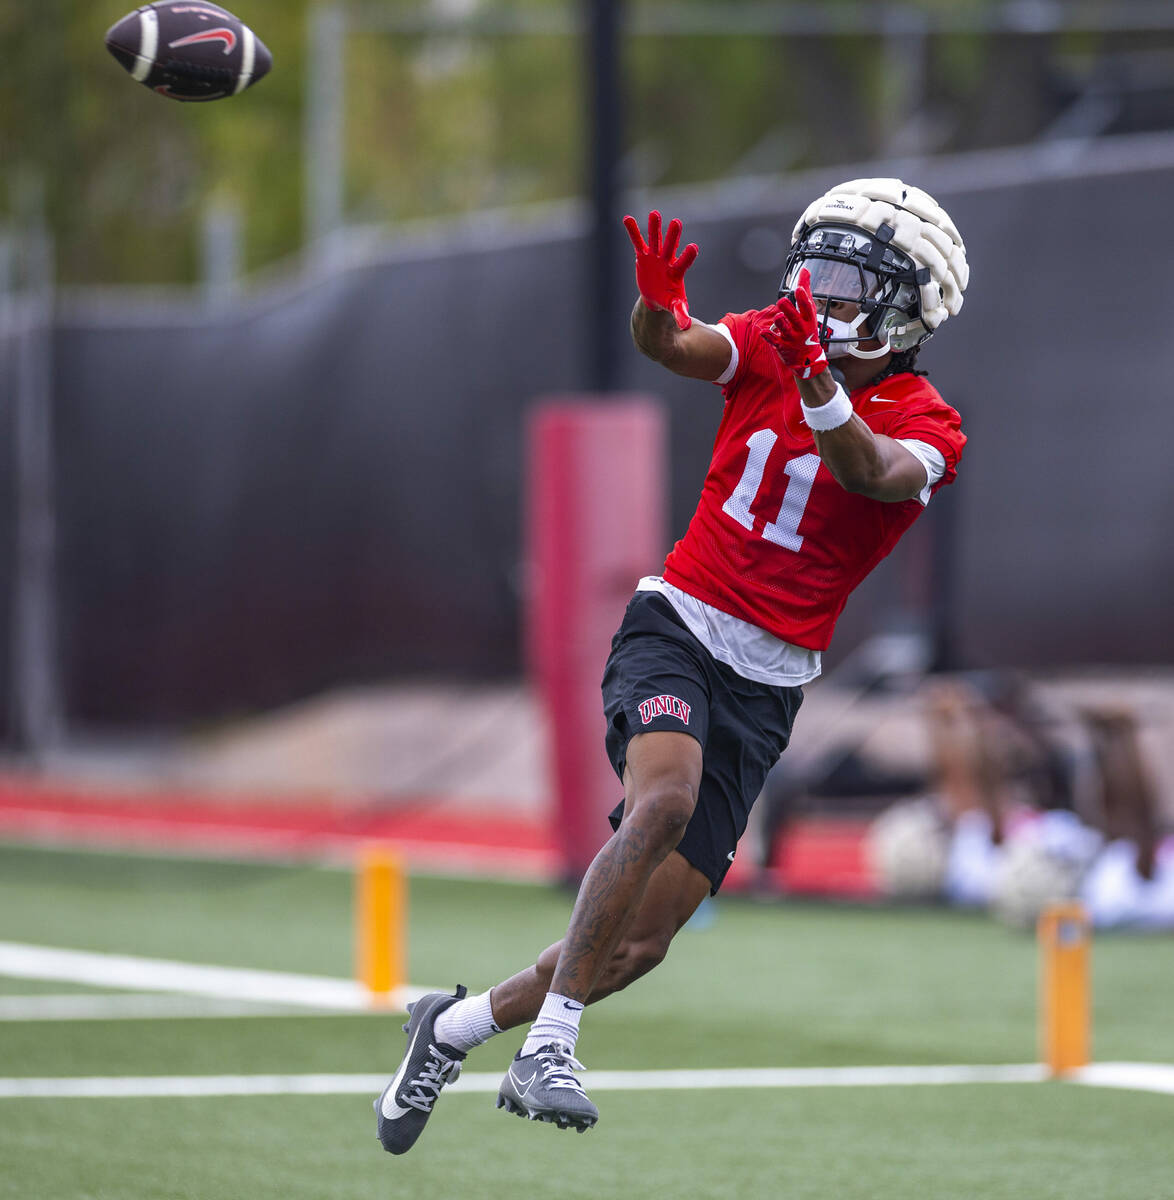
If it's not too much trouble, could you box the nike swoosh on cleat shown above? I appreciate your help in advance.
[507,1066,541,1104]
[380,1018,427,1119]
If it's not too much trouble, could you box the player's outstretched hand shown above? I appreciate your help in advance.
[623,210,698,331]
[762,268,829,379]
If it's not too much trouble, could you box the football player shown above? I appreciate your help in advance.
[375,178,970,1150]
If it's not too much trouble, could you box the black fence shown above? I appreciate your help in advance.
[6,138,1174,730]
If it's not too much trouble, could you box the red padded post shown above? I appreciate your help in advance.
[526,398,667,882]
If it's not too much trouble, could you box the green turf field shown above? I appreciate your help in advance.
[1,842,1172,1199]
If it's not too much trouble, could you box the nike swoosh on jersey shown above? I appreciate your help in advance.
[868,395,898,403]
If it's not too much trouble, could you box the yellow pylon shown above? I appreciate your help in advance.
[1038,901,1091,1075]
[356,846,406,1003]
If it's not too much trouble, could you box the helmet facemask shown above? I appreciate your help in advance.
[780,225,928,360]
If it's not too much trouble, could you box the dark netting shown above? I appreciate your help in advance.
[27,156,1174,726]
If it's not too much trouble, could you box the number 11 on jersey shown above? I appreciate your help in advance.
[720,431,819,552]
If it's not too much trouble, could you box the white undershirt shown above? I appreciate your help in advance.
[636,576,823,687]
[897,439,946,505]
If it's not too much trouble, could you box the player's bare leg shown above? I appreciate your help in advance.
[496,730,703,1129]
[378,730,705,1148]
[552,730,703,998]
[489,845,713,1029]
[375,836,709,1152]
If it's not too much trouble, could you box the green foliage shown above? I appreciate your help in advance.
[0,2,1158,285]
[2,0,307,284]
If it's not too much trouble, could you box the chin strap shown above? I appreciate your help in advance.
[822,310,892,361]
[843,338,892,361]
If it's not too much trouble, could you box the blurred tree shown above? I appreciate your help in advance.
[2,1,1166,287]
[1,0,306,285]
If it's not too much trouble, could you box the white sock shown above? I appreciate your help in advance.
[521,992,584,1058]
[432,990,501,1054]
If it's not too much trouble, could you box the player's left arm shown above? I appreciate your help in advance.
[799,374,930,502]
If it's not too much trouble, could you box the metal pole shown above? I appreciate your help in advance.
[587,0,622,392]
[928,467,962,673]
[880,5,929,157]
[201,198,243,304]
[305,3,348,252]
[11,218,64,756]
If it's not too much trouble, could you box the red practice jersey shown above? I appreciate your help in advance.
[661,307,967,651]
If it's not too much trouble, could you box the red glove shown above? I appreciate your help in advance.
[623,210,698,331]
[761,268,829,379]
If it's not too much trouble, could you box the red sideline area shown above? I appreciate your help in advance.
[0,778,877,898]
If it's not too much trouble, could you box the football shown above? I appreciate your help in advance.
[105,2,272,102]
[990,836,1082,929]
[865,797,949,900]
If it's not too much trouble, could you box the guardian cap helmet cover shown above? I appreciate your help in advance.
[782,178,969,358]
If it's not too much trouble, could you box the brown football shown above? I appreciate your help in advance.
[105,2,272,102]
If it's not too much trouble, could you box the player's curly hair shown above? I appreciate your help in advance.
[868,345,927,386]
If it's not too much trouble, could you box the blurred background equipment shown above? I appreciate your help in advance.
[355,843,406,999]
[864,796,950,901]
[1038,901,1091,1076]
[525,399,665,881]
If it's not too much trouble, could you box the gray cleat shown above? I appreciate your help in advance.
[375,985,467,1155]
[495,1042,599,1132]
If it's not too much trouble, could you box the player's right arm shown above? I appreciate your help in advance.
[630,299,733,381]
[624,211,733,383]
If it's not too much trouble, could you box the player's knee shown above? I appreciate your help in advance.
[627,782,696,851]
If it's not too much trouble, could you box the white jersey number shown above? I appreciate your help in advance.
[721,432,819,552]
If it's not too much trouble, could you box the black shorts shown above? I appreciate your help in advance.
[601,591,804,894]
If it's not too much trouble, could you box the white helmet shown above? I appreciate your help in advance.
[782,177,969,357]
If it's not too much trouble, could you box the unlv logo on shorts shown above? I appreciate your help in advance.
[638,694,692,726]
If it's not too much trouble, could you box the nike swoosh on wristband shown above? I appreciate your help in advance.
[380,1022,426,1119]
[563,1000,584,1011]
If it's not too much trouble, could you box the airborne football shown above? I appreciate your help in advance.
[105,2,271,101]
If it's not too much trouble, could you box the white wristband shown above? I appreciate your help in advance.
[800,382,853,431]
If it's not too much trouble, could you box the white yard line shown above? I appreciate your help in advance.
[3,944,1171,1102]
[0,941,431,1014]
[1068,1062,1174,1096]
[0,994,328,1021]
[577,1064,1052,1091]
[4,1062,1173,1101]
[0,1063,1051,1100]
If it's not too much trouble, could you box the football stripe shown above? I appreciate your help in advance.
[132,8,159,83]
[235,26,256,95]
